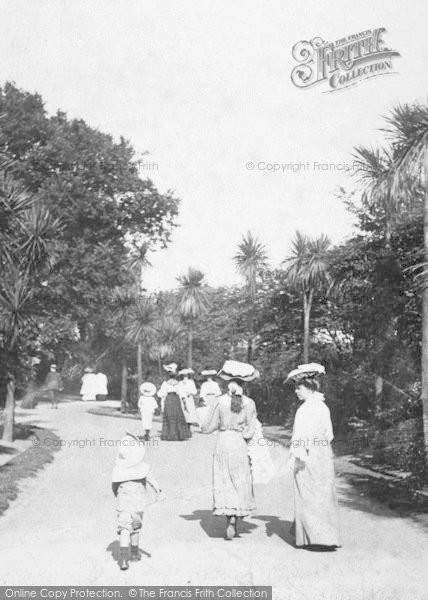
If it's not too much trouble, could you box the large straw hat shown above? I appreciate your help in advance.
[163,363,178,374]
[140,382,157,396]
[112,433,150,483]
[201,369,217,377]
[179,368,194,376]
[217,360,259,382]
[286,363,325,382]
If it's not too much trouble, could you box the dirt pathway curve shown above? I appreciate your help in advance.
[0,402,427,599]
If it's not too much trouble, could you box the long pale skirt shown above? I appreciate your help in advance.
[183,395,198,425]
[293,444,340,546]
[212,430,256,517]
[196,396,215,427]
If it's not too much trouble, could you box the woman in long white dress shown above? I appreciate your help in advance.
[178,368,198,436]
[80,367,98,401]
[197,369,221,426]
[201,360,260,540]
[286,363,340,550]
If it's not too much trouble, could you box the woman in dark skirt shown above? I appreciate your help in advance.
[158,363,190,441]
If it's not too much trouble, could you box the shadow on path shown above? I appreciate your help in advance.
[252,515,295,547]
[180,509,258,538]
[106,540,151,567]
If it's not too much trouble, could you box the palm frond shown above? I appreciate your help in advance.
[0,270,32,348]
[176,267,209,319]
[283,231,332,291]
[233,231,268,299]
[125,297,157,344]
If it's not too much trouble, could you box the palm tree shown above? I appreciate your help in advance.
[352,145,400,408]
[375,103,428,463]
[150,316,185,374]
[233,231,268,362]
[0,173,61,441]
[125,240,152,388]
[126,296,157,389]
[352,145,395,244]
[126,240,152,294]
[111,286,138,412]
[176,268,209,368]
[283,231,332,363]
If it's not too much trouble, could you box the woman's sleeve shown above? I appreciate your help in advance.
[201,400,221,434]
[324,405,334,442]
[290,408,309,461]
[242,399,257,440]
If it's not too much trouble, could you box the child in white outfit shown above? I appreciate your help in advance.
[138,382,158,441]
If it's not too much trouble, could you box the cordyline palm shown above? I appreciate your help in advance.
[126,297,157,346]
[177,268,209,368]
[125,240,152,294]
[376,102,428,465]
[284,231,332,363]
[0,176,61,441]
[111,286,140,412]
[233,231,268,361]
[352,145,396,244]
[150,316,185,374]
[125,240,152,388]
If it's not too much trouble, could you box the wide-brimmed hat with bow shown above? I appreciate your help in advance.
[140,382,157,396]
[217,360,259,382]
[112,433,150,483]
[286,363,325,383]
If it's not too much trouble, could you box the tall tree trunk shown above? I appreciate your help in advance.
[247,301,255,363]
[120,359,128,413]
[137,342,143,389]
[2,375,15,442]
[422,154,428,467]
[302,290,313,363]
[187,322,193,368]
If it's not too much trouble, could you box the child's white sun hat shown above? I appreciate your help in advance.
[112,433,150,483]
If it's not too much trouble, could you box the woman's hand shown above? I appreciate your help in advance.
[287,455,296,473]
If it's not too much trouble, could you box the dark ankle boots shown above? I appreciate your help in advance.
[119,547,129,570]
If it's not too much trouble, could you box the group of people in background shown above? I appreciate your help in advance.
[155,363,221,441]
[80,367,109,402]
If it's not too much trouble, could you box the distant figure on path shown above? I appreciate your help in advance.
[198,369,221,425]
[286,363,340,550]
[201,360,259,540]
[95,370,108,401]
[112,432,164,570]
[138,382,158,440]
[80,367,98,401]
[178,368,198,436]
[158,363,189,441]
[44,363,63,409]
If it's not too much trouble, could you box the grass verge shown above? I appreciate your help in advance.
[0,426,61,516]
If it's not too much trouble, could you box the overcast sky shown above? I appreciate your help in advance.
[0,0,426,290]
